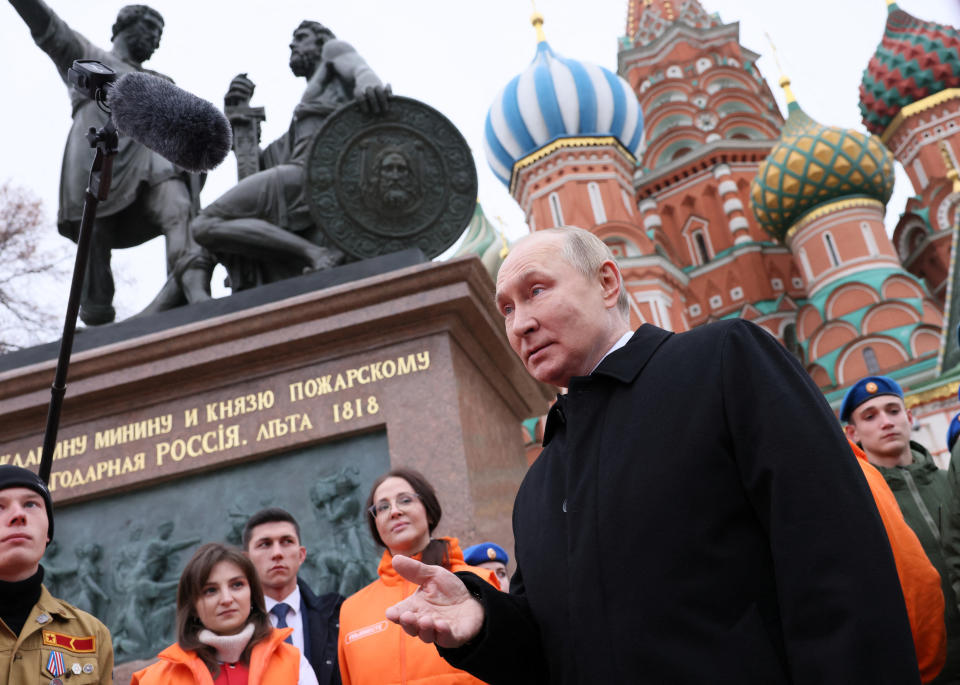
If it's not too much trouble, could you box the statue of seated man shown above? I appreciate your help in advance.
[192,21,391,290]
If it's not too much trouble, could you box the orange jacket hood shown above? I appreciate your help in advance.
[131,627,299,685]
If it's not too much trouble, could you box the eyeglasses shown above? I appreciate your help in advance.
[368,492,421,519]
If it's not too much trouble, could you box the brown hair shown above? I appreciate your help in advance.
[175,543,273,678]
[365,468,450,568]
[241,507,301,550]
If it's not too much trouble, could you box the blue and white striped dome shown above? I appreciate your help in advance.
[484,40,644,187]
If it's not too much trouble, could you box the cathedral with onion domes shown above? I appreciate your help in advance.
[484,1,960,461]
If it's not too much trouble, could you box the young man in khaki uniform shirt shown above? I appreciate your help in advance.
[0,465,113,684]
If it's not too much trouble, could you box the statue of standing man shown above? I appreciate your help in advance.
[192,21,391,290]
[8,1,213,324]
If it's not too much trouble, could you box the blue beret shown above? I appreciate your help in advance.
[948,414,960,452]
[463,542,509,566]
[839,376,904,422]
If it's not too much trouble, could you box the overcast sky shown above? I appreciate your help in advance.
[1,0,958,325]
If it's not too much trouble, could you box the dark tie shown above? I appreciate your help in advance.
[270,603,294,644]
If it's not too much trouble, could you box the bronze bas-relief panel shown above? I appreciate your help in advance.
[45,432,389,663]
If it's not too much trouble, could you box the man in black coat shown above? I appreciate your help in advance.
[384,227,923,684]
[243,508,343,685]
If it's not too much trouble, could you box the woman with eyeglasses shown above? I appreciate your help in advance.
[131,543,317,685]
[337,467,498,685]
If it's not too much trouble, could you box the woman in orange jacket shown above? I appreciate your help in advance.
[131,543,317,685]
[338,467,498,685]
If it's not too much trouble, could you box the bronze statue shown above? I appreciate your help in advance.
[191,20,391,290]
[8,0,213,324]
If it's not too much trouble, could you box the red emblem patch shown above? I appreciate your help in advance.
[42,631,96,653]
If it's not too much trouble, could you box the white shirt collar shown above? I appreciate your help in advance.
[590,331,633,374]
[264,584,301,614]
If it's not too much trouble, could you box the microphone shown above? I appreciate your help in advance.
[108,72,233,173]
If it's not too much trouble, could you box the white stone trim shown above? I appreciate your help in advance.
[718,179,738,195]
[723,198,744,214]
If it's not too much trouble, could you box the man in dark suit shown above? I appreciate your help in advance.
[383,227,924,684]
[243,508,343,685]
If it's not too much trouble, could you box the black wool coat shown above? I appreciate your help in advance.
[442,320,920,684]
[299,578,344,685]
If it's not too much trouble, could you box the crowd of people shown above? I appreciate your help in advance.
[4,226,960,684]
[0,462,509,685]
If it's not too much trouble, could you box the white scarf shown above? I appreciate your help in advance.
[197,623,255,664]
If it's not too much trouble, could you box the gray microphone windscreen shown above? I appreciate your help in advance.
[108,72,232,173]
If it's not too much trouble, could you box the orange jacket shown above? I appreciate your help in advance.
[131,627,300,685]
[850,440,946,683]
[338,537,497,685]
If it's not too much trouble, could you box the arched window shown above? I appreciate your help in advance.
[693,230,710,264]
[588,182,607,224]
[783,323,802,362]
[549,192,564,227]
[860,222,878,256]
[799,248,814,282]
[912,159,929,189]
[823,232,841,267]
[862,346,881,375]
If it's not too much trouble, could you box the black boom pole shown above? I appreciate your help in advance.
[37,60,119,484]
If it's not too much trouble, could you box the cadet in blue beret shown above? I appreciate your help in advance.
[839,375,904,423]
[843,375,960,681]
[948,414,960,453]
[463,542,509,592]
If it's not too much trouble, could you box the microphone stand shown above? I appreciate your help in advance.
[38,119,118,484]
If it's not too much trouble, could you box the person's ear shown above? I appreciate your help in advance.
[844,423,858,442]
[598,260,622,309]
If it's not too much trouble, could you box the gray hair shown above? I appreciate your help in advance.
[534,227,630,317]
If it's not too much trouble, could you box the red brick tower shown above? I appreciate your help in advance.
[618,0,801,339]
[860,2,960,303]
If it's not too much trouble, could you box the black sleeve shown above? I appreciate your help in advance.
[437,569,548,685]
[721,320,920,684]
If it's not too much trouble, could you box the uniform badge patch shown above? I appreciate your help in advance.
[41,631,96,653]
[46,650,65,677]
[345,621,388,644]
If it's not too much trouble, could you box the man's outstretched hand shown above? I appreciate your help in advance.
[385,555,484,649]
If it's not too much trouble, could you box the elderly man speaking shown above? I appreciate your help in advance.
[385,226,923,684]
